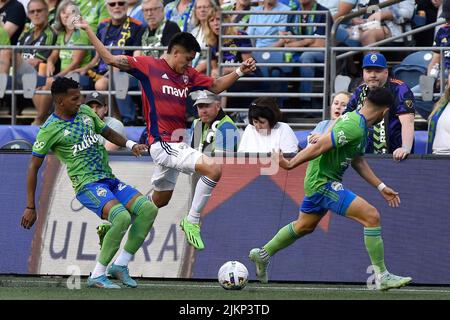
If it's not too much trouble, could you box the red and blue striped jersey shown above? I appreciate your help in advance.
[127,56,214,144]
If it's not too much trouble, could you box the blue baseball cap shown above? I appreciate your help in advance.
[362,53,387,69]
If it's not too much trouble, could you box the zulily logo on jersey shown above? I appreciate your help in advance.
[162,85,188,98]
[71,130,99,156]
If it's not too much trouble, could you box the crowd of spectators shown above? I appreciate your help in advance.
[1,0,450,155]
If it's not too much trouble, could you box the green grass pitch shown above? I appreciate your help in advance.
[0,276,449,300]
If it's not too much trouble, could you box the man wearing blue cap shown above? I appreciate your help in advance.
[345,53,415,161]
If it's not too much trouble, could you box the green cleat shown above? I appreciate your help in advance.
[377,272,412,291]
[180,217,205,250]
[96,223,111,249]
[249,248,269,283]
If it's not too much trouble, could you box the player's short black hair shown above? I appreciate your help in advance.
[248,97,282,129]
[51,77,80,96]
[167,32,201,54]
[367,87,394,109]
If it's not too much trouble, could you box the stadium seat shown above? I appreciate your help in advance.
[334,75,351,93]
[17,62,38,99]
[0,73,7,98]
[251,51,292,99]
[252,51,292,78]
[114,72,130,100]
[0,139,33,150]
[392,51,433,88]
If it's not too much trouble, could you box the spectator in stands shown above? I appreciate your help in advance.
[0,0,26,46]
[204,7,253,77]
[345,53,415,161]
[45,0,61,26]
[17,0,57,74]
[85,91,127,151]
[203,7,262,107]
[427,85,450,154]
[191,0,216,69]
[221,0,252,31]
[414,0,440,47]
[246,0,290,48]
[32,0,92,125]
[238,97,299,153]
[308,91,350,144]
[76,0,144,125]
[72,1,109,33]
[0,0,26,77]
[316,0,338,16]
[190,90,239,152]
[135,0,181,58]
[128,0,146,25]
[334,0,415,48]
[410,0,450,120]
[164,0,196,32]
[357,0,415,47]
[428,1,450,87]
[0,19,11,75]
[281,0,329,106]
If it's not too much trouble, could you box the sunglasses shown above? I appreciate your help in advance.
[107,1,126,7]
[29,8,46,15]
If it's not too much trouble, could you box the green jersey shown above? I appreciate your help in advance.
[56,29,92,71]
[0,27,10,45]
[74,0,109,33]
[32,105,115,193]
[304,110,368,196]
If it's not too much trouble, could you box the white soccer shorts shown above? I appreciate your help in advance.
[150,141,204,191]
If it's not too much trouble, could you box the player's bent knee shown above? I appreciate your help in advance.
[210,162,222,181]
[293,221,316,236]
[364,206,380,227]
[114,210,132,230]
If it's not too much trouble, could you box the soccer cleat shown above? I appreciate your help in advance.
[376,272,412,291]
[108,264,138,288]
[96,223,111,249]
[249,248,269,283]
[180,217,205,250]
[87,274,121,289]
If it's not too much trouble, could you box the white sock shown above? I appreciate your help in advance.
[114,249,133,267]
[91,262,107,278]
[187,176,218,224]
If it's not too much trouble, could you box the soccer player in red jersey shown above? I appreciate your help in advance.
[77,17,256,252]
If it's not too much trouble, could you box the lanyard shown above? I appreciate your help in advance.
[299,2,317,36]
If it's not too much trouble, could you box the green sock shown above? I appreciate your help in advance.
[364,226,387,274]
[124,196,158,254]
[263,222,300,256]
[98,204,131,266]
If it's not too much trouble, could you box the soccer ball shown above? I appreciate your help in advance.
[218,261,248,290]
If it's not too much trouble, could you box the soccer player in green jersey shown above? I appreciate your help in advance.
[20,77,159,289]
[249,87,412,290]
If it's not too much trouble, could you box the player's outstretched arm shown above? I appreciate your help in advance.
[274,132,333,170]
[21,156,44,229]
[101,127,148,156]
[351,156,400,207]
[208,58,257,94]
[74,18,131,71]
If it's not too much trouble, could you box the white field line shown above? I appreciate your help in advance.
[1,279,450,294]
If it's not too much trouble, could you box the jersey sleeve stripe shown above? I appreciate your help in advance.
[32,152,46,158]
[131,69,161,142]
[330,130,336,148]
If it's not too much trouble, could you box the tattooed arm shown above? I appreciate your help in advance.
[75,18,131,71]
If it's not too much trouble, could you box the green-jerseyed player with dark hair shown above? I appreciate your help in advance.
[249,87,412,291]
[20,77,158,289]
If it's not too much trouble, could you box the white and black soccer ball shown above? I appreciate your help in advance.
[218,261,248,290]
